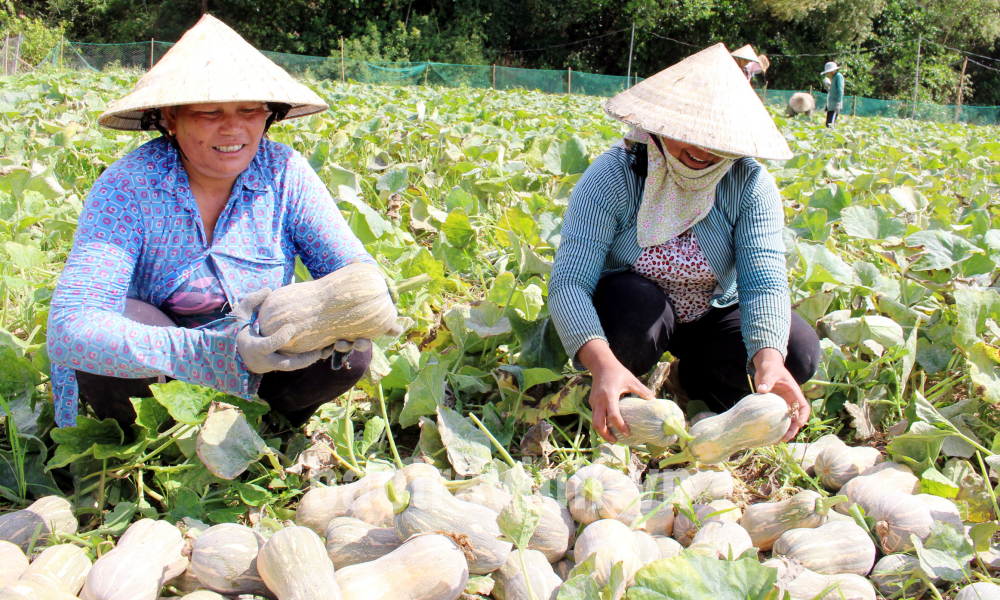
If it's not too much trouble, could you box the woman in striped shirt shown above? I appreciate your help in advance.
[549,43,821,444]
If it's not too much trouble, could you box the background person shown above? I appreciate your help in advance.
[48,15,386,431]
[548,43,820,445]
[823,61,845,127]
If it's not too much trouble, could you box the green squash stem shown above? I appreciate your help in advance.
[388,273,432,304]
[582,478,604,502]
[815,494,848,515]
[658,447,695,468]
[385,480,410,515]
[661,418,694,445]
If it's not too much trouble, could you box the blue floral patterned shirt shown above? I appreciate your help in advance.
[48,136,373,427]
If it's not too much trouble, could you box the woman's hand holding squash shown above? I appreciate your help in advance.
[578,339,655,444]
[233,288,323,374]
[752,348,810,442]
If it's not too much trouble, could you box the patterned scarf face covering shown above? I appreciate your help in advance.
[620,127,735,248]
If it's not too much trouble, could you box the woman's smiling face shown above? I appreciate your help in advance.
[660,137,724,170]
[163,102,270,184]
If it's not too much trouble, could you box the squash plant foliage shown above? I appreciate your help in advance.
[1,68,1000,543]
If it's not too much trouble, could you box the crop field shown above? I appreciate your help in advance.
[1,68,1000,598]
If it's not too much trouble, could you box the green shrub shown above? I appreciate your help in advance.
[0,14,66,67]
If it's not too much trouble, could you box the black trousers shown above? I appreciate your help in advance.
[592,272,820,412]
[826,109,839,127]
[75,304,370,431]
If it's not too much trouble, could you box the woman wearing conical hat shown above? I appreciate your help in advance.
[47,15,393,430]
[549,44,820,444]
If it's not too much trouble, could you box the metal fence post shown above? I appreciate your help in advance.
[567,67,572,94]
[150,38,154,70]
[424,62,429,86]
[912,34,922,119]
[340,37,345,83]
[955,57,968,124]
[492,64,495,89]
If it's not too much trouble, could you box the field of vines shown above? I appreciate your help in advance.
[1,68,1000,599]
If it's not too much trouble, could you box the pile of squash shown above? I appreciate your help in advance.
[0,393,994,600]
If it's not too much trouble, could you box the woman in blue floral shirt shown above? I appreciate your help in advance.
[48,16,384,430]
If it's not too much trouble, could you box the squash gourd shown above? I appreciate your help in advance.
[672,500,740,547]
[388,477,511,574]
[690,521,753,559]
[633,531,660,566]
[653,536,683,560]
[324,517,403,569]
[638,499,674,537]
[870,554,929,598]
[660,394,791,466]
[740,490,847,551]
[573,519,641,587]
[257,261,398,354]
[765,557,876,600]
[814,446,882,490]
[915,494,964,530]
[835,462,917,515]
[180,593,229,600]
[388,463,441,492]
[0,541,27,589]
[772,521,876,576]
[492,548,562,600]
[651,468,734,503]
[189,523,270,596]
[295,471,394,535]
[870,492,933,554]
[0,578,79,600]
[608,397,689,448]
[257,526,343,600]
[334,534,469,600]
[345,487,394,527]
[80,519,184,600]
[786,435,845,476]
[566,464,640,525]
[955,583,1000,600]
[18,543,92,594]
[455,486,574,563]
[0,497,78,551]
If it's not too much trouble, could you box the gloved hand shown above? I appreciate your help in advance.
[233,288,322,374]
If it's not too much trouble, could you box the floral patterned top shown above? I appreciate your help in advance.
[47,136,373,427]
[630,229,717,322]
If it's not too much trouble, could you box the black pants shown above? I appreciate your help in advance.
[75,303,370,431]
[593,272,820,412]
[826,110,839,128]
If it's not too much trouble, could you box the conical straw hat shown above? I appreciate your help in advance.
[730,44,760,63]
[99,14,328,131]
[604,43,792,160]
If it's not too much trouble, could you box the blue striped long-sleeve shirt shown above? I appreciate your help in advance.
[548,144,791,365]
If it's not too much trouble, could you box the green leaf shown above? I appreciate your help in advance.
[808,184,849,220]
[953,289,1000,352]
[496,493,542,548]
[101,501,137,535]
[361,417,386,455]
[840,205,908,240]
[967,343,1000,405]
[0,347,39,404]
[483,402,517,447]
[627,551,780,600]
[920,467,960,498]
[441,208,476,249]
[417,416,450,470]
[130,396,170,439]
[509,314,568,371]
[886,427,944,476]
[912,521,975,583]
[195,403,269,480]
[557,575,601,600]
[376,168,408,194]
[4,242,46,270]
[399,356,451,428]
[338,185,394,240]
[437,406,492,477]
[905,230,980,271]
[521,367,563,391]
[150,380,216,425]
[797,242,857,285]
[970,523,999,552]
[48,416,128,470]
[308,140,330,171]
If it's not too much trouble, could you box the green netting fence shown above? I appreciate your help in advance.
[38,39,1000,125]
[758,88,999,126]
